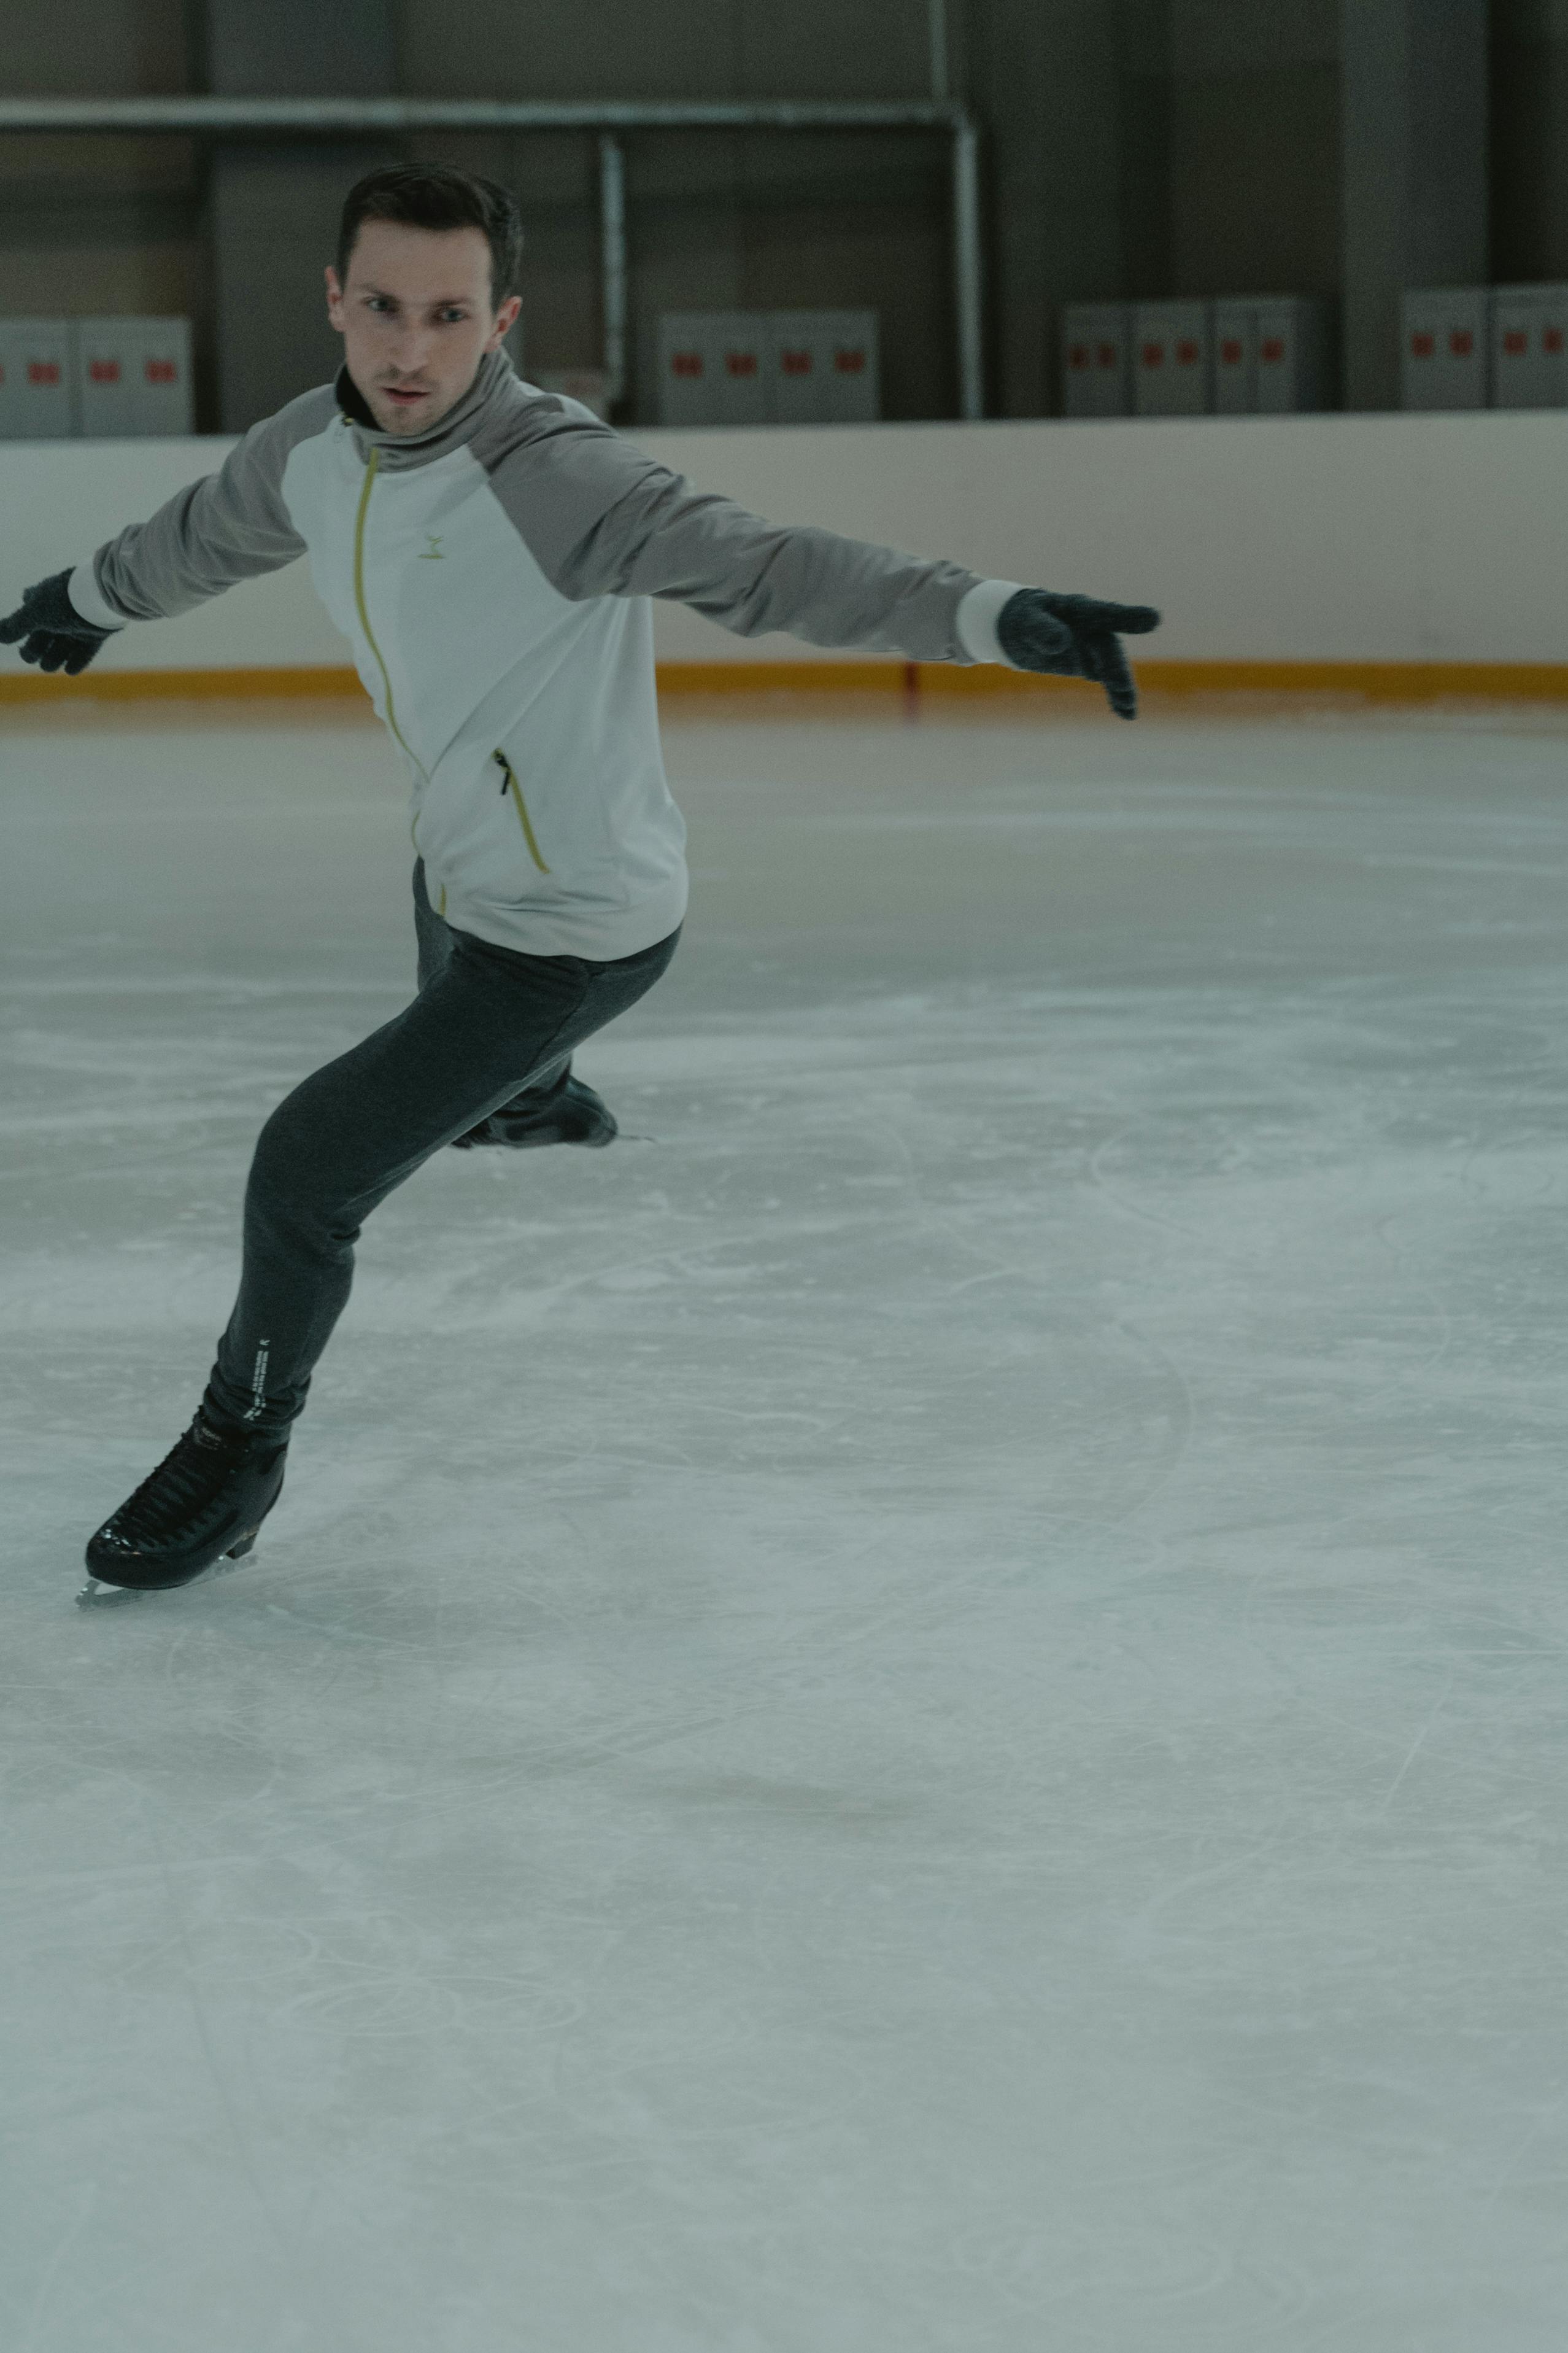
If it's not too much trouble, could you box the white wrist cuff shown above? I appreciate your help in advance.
[67,560,126,632]
[956,578,1029,667]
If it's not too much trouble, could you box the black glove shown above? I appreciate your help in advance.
[997,587,1161,721]
[0,569,115,676]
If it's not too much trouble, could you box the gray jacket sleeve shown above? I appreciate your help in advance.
[489,413,984,662]
[87,389,334,622]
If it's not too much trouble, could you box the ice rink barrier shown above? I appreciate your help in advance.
[4,411,1568,702]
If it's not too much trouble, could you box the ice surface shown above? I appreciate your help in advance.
[4,697,1568,2351]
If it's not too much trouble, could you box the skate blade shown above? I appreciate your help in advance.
[75,1578,149,1610]
[75,1539,257,1610]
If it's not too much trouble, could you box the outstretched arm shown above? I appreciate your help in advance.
[0,386,331,675]
[493,410,1161,716]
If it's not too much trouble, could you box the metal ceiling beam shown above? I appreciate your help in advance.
[0,97,962,134]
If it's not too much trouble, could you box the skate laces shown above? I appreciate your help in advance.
[113,1418,252,1543]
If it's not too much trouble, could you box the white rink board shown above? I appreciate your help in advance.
[2,410,1568,673]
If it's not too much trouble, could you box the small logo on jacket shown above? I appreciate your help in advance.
[417,535,445,560]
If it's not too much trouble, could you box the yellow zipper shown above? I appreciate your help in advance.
[494,749,550,873]
[352,452,539,904]
[353,449,428,787]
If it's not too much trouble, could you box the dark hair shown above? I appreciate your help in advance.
[336,163,523,310]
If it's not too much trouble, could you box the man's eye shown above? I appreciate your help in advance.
[439,309,467,324]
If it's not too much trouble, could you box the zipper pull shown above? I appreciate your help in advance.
[493,748,508,794]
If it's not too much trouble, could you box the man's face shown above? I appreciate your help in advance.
[325,219,522,437]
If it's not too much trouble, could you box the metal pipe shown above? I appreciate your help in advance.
[0,96,961,133]
[928,0,950,103]
[952,115,984,420]
[0,93,984,424]
[598,134,627,412]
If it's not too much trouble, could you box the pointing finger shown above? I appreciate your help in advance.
[1099,637,1139,720]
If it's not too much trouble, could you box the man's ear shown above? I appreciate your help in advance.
[325,265,346,335]
[485,293,522,353]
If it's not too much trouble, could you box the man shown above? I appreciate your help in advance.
[0,163,1160,1599]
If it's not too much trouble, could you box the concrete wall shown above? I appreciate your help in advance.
[1493,0,1568,281]
[204,0,400,432]
[0,0,1358,430]
[394,0,956,425]
[0,0,958,427]
[0,0,203,387]
[1342,1,1490,413]
[4,0,1568,427]
[1165,2,1341,301]
[4,411,1567,676]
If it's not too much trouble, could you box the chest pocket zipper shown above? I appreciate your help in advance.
[494,750,550,874]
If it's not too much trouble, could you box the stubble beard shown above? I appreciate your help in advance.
[361,354,491,438]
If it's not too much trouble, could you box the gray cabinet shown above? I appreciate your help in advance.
[656,312,879,428]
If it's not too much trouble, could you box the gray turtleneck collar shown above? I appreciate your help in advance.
[336,346,519,470]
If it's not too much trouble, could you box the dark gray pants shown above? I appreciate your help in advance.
[202,861,679,1433]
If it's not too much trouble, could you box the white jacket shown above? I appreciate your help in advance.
[72,352,1006,959]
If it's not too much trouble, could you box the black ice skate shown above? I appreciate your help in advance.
[452,1064,617,1151]
[80,1412,288,1604]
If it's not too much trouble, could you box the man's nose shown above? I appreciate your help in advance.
[388,327,434,376]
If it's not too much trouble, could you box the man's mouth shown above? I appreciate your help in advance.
[381,384,430,407]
